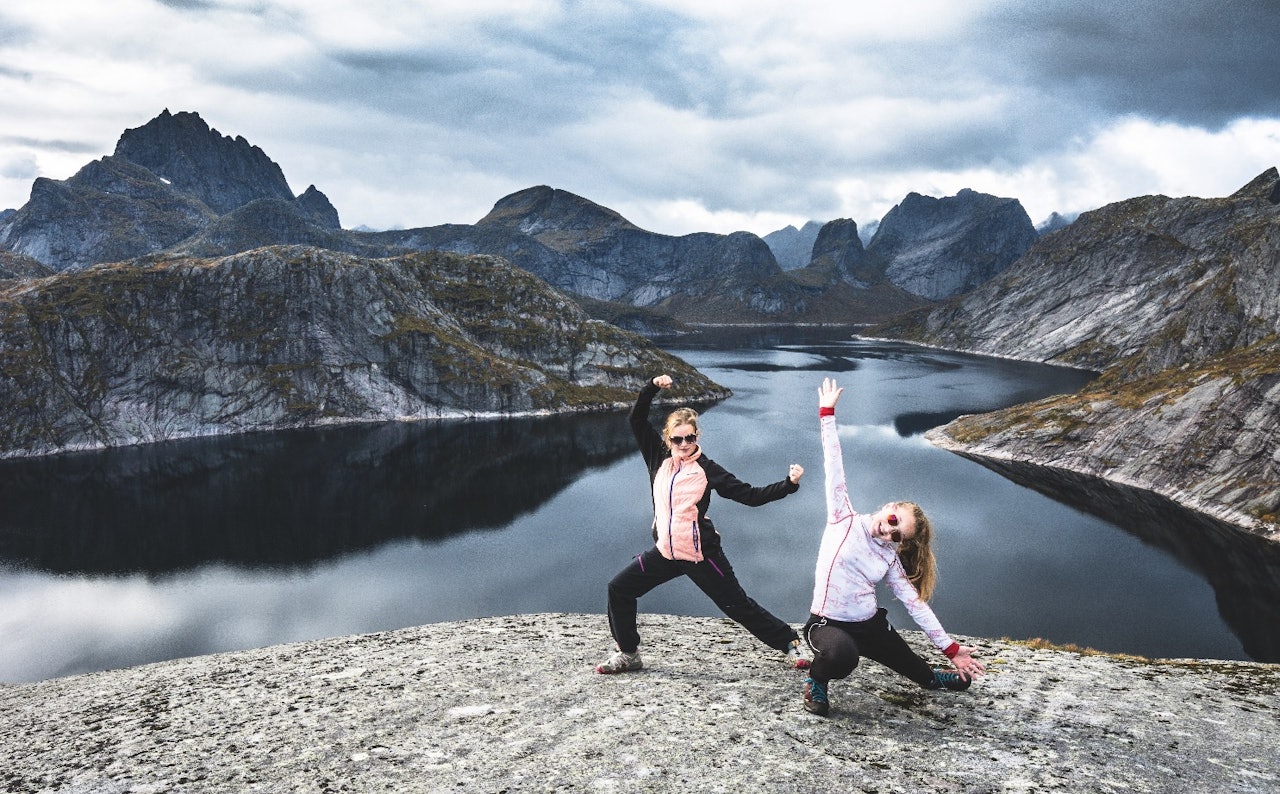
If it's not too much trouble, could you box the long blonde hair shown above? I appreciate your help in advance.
[663,407,700,449]
[896,501,938,601]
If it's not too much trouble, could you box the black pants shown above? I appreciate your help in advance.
[606,546,799,654]
[803,610,937,688]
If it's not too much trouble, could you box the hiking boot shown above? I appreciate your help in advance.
[784,639,811,670]
[931,668,971,691]
[595,649,643,674]
[803,677,830,716]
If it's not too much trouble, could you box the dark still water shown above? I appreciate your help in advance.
[2,328,1276,683]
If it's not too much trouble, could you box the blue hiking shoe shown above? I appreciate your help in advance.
[803,677,830,716]
[931,668,971,691]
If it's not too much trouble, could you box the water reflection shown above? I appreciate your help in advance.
[0,412,636,574]
[959,456,1280,662]
[1,326,1268,683]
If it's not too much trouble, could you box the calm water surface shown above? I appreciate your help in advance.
[2,327,1276,683]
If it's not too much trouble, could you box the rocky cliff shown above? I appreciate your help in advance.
[874,169,1280,537]
[2,614,1277,793]
[113,108,296,216]
[866,188,1039,300]
[796,217,877,287]
[0,110,343,272]
[763,219,825,270]
[0,245,725,458]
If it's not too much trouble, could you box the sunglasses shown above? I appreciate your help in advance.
[886,513,904,543]
[668,434,698,446]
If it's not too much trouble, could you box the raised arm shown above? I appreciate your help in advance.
[630,374,669,467]
[819,378,853,525]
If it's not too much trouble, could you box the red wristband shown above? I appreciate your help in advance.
[819,407,835,417]
[943,643,960,659]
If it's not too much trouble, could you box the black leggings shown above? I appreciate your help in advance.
[606,546,799,654]
[803,610,937,688]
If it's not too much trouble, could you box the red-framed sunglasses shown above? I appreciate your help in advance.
[886,513,904,543]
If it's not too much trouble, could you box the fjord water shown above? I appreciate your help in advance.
[1,328,1272,683]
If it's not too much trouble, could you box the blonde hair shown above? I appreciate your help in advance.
[896,501,938,601]
[663,407,700,448]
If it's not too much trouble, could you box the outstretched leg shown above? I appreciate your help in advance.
[851,608,937,688]
[686,548,799,651]
[605,548,680,654]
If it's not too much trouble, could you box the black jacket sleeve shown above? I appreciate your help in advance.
[629,380,667,472]
[701,456,799,506]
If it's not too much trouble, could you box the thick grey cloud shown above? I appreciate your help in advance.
[976,0,1280,126]
[0,1,1277,234]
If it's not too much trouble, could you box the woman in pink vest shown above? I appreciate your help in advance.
[595,373,809,675]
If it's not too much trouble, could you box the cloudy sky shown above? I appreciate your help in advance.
[2,1,1278,237]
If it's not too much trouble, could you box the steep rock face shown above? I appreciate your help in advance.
[0,245,725,458]
[791,218,874,288]
[763,220,824,270]
[0,110,340,272]
[867,188,1037,299]
[295,184,342,229]
[0,157,216,271]
[880,170,1280,376]
[113,108,294,214]
[928,340,1280,534]
[879,169,1280,536]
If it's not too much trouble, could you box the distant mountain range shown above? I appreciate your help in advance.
[0,109,1041,327]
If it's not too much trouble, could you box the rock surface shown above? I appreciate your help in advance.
[2,614,1277,793]
[876,168,1280,536]
[866,189,1038,300]
[0,245,723,457]
[0,111,346,273]
[762,220,825,271]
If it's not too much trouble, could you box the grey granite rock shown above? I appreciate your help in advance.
[0,245,725,458]
[2,613,1277,793]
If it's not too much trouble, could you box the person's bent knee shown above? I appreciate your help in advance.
[810,626,860,680]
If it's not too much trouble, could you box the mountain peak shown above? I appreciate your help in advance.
[1230,167,1280,204]
[114,110,295,214]
[478,186,641,235]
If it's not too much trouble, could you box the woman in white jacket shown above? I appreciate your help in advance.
[802,377,985,716]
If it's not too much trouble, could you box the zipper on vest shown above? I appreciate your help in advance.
[666,461,682,558]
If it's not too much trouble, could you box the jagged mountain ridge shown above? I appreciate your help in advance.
[0,110,1039,324]
[368,185,933,324]
[873,168,1280,535]
[865,188,1039,300]
[0,245,724,458]
[763,220,825,271]
[0,110,342,272]
[113,108,296,214]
